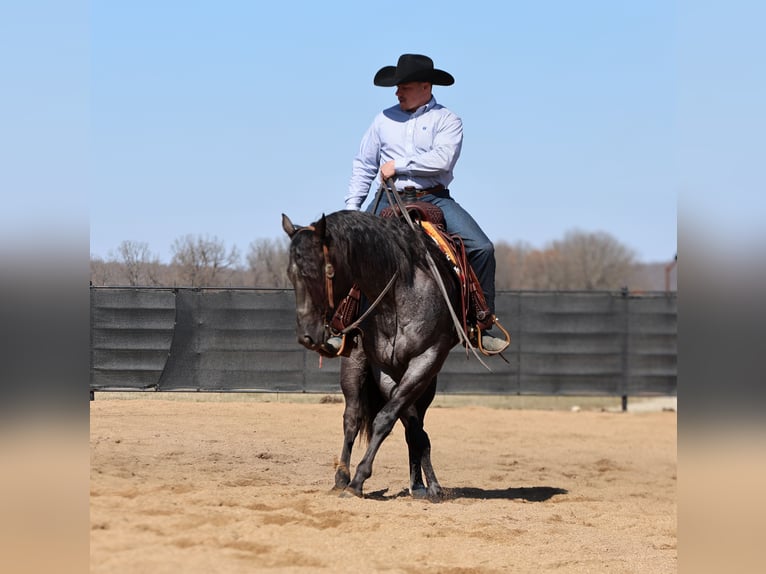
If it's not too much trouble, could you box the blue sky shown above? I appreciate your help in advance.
[3,1,764,267]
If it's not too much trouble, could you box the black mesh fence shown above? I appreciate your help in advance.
[90,287,676,396]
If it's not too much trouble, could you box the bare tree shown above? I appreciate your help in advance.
[91,228,640,290]
[493,230,637,290]
[495,240,541,290]
[90,255,117,286]
[551,230,636,290]
[494,240,517,290]
[170,234,241,287]
[114,240,161,286]
[246,237,290,287]
[513,247,565,290]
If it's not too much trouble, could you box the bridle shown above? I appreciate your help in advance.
[297,223,398,356]
[298,224,337,332]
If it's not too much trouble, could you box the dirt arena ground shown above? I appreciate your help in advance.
[90,395,676,573]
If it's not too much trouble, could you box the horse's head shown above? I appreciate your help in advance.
[282,213,341,357]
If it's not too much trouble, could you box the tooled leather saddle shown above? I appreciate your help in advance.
[380,202,494,331]
[329,202,494,341]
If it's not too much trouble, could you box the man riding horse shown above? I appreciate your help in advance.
[344,54,508,354]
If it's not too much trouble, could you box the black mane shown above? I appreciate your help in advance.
[321,210,437,287]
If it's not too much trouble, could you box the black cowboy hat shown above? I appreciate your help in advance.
[373,54,455,87]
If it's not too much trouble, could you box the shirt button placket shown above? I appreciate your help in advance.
[405,117,415,155]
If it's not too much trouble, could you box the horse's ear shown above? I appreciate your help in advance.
[314,214,327,243]
[282,213,297,238]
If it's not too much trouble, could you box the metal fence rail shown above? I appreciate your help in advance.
[90,287,676,397]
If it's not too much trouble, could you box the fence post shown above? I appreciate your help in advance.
[621,288,630,412]
[516,291,522,395]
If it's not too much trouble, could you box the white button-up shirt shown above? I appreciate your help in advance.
[345,97,463,210]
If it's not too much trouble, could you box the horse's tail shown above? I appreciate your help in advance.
[359,366,385,444]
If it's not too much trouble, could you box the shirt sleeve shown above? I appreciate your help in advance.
[345,120,381,210]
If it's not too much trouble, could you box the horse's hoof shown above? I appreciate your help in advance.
[339,486,363,499]
[428,487,445,502]
[410,487,429,499]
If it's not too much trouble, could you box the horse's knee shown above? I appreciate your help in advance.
[372,408,399,437]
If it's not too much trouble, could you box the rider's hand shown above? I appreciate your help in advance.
[380,160,396,181]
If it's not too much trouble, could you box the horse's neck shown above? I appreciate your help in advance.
[347,266,399,298]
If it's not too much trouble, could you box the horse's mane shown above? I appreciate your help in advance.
[323,210,433,286]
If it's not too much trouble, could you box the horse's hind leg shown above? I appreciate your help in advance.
[400,405,427,496]
[400,378,438,497]
[402,414,443,500]
[414,379,443,500]
[418,429,442,500]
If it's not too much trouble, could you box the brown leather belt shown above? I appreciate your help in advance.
[399,184,445,198]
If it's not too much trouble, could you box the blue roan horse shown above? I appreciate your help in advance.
[282,209,461,499]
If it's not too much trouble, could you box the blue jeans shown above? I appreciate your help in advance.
[367,190,497,315]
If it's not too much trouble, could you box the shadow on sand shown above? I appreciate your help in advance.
[366,485,568,502]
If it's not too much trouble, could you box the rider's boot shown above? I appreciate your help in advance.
[480,329,509,353]
[326,336,343,352]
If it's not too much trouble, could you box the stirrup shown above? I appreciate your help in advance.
[476,317,511,356]
[326,333,355,358]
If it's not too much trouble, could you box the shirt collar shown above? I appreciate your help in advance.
[410,96,437,117]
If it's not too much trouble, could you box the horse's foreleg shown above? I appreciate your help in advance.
[335,353,365,491]
[345,400,400,497]
[334,399,360,490]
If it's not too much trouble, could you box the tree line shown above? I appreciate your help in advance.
[90,230,674,291]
